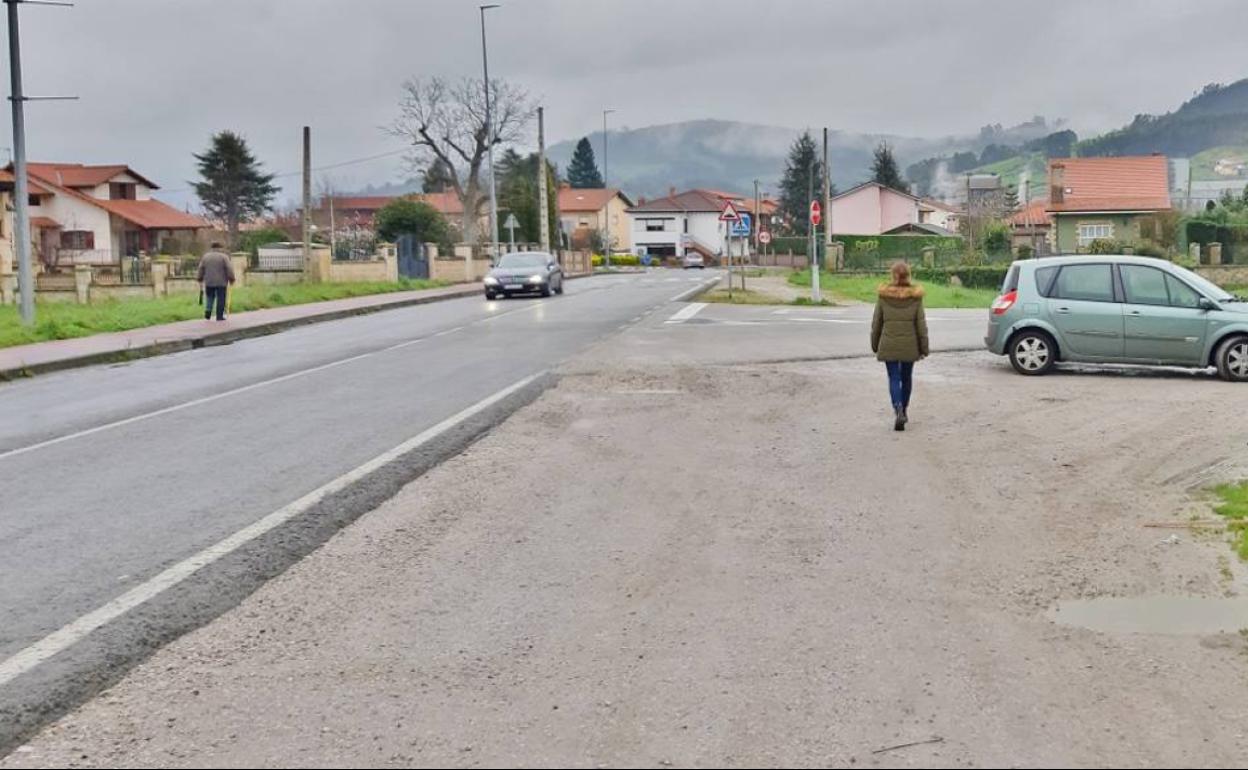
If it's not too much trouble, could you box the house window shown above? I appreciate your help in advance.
[578,217,589,227]
[60,230,94,250]
[1077,222,1113,247]
[644,219,668,232]
[28,194,40,206]
[109,182,137,200]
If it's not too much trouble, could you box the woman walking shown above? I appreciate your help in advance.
[870,261,929,431]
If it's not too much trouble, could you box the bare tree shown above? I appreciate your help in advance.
[387,76,534,244]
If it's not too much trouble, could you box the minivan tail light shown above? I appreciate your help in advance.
[991,290,1017,315]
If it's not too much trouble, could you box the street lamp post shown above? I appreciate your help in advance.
[602,108,614,269]
[479,4,500,268]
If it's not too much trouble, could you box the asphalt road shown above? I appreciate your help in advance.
[0,270,717,749]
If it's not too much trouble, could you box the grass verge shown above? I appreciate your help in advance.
[787,269,996,308]
[1212,481,1248,560]
[0,279,448,349]
[699,288,790,305]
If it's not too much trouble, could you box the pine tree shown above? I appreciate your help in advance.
[421,158,456,193]
[567,137,604,189]
[192,131,278,248]
[871,142,909,194]
[496,151,559,243]
[778,131,823,236]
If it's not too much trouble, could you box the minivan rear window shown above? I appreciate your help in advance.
[1002,265,1020,293]
[1035,266,1059,297]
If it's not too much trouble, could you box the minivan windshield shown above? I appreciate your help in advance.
[1170,264,1236,301]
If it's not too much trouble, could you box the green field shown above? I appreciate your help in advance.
[973,152,1048,194]
[1190,145,1248,182]
[0,279,446,349]
[788,270,996,308]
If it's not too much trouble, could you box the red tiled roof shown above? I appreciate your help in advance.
[417,191,466,216]
[0,169,54,195]
[1046,156,1170,213]
[92,199,207,229]
[628,189,728,213]
[557,187,632,212]
[1008,200,1052,227]
[330,196,404,211]
[30,216,60,228]
[27,162,159,189]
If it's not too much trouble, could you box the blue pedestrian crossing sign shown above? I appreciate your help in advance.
[730,212,751,237]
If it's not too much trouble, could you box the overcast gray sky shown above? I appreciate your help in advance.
[5,0,1245,208]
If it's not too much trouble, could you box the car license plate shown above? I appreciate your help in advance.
[504,284,523,290]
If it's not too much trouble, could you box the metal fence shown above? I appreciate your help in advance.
[256,249,304,271]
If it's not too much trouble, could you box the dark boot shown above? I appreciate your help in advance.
[894,407,905,431]
[900,406,909,428]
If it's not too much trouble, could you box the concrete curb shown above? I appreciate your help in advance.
[2,274,597,381]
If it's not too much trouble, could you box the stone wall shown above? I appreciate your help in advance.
[1195,265,1248,287]
[248,270,304,286]
[328,255,397,283]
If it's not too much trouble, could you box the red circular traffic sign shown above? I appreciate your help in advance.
[759,230,772,245]
[809,200,822,226]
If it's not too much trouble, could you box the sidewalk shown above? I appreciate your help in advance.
[0,283,483,379]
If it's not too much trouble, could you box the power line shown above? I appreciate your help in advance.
[161,147,411,195]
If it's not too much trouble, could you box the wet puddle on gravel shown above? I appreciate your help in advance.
[1048,597,1248,634]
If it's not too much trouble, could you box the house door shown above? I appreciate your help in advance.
[123,230,143,257]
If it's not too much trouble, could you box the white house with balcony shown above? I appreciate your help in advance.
[626,189,749,261]
[0,162,206,273]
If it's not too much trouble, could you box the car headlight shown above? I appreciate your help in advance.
[484,276,499,284]
[528,274,545,283]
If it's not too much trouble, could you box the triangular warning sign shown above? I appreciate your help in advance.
[718,201,741,222]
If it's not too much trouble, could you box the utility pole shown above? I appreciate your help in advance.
[823,127,832,271]
[537,106,550,253]
[7,0,74,326]
[965,172,974,253]
[602,108,614,268]
[753,179,760,256]
[301,126,311,270]
[480,3,500,270]
[809,159,821,304]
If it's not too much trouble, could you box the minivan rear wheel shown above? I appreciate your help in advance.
[1214,334,1248,382]
[1009,329,1057,376]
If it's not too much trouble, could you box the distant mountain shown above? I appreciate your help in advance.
[1078,79,1248,158]
[545,119,1030,200]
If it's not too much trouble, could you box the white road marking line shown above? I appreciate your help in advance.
[0,304,548,462]
[0,372,546,689]
[665,302,708,324]
[0,352,376,463]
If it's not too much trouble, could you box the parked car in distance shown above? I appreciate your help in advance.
[985,255,1248,382]
[484,252,564,299]
[682,252,705,269]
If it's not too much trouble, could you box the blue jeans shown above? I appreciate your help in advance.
[204,285,227,320]
[885,361,914,410]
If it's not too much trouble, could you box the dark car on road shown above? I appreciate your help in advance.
[484,252,565,300]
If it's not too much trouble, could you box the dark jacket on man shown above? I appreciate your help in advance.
[196,251,235,288]
[871,284,929,362]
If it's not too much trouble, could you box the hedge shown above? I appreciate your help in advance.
[913,265,1011,290]
[1184,220,1248,264]
[590,253,644,267]
[767,234,967,266]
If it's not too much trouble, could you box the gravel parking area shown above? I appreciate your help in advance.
[5,347,1248,768]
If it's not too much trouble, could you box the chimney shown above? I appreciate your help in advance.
[668,186,677,198]
[1049,163,1065,204]
[638,195,647,205]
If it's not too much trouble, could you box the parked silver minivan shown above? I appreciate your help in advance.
[985,255,1248,381]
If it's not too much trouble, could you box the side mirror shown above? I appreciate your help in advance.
[1198,297,1218,311]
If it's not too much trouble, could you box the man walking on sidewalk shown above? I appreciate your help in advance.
[196,243,235,321]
